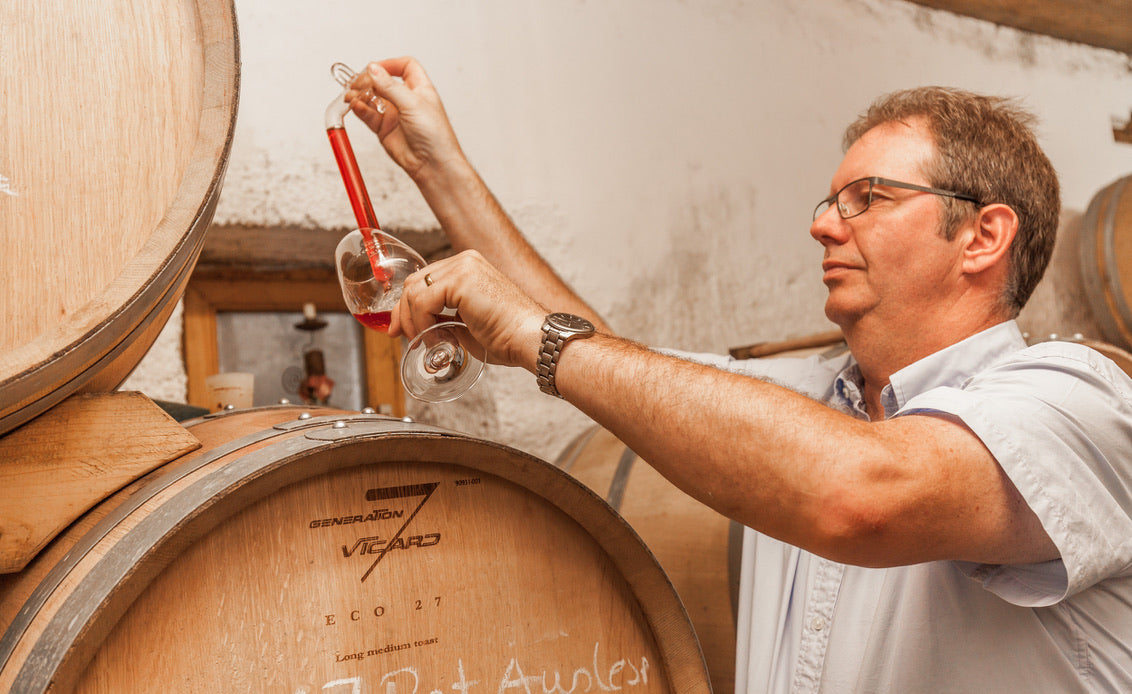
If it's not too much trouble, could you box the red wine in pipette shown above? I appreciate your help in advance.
[327,126,390,284]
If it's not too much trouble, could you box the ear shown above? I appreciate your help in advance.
[960,203,1018,276]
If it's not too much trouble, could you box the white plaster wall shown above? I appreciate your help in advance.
[124,0,1132,462]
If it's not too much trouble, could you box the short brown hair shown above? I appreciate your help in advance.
[844,87,1060,316]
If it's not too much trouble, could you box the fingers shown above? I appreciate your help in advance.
[346,94,390,134]
[343,72,386,114]
[342,56,465,184]
[390,251,549,370]
[344,70,394,135]
[366,59,418,100]
[348,59,419,121]
[389,268,446,339]
[373,56,431,90]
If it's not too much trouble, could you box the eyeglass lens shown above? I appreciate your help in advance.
[814,179,872,220]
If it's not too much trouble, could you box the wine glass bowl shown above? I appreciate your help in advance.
[335,228,425,331]
[335,227,485,402]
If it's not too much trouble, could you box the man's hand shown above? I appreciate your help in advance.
[389,250,549,372]
[346,57,468,185]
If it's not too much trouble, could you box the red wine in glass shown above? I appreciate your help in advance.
[352,310,392,333]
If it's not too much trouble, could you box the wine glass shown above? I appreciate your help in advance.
[335,228,485,402]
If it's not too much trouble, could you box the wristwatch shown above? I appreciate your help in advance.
[536,312,596,398]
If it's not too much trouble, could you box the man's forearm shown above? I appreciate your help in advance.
[412,159,608,330]
[544,333,1057,568]
[551,334,841,538]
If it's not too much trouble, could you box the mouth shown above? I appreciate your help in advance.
[821,259,861,277]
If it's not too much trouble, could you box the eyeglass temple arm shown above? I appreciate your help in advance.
[871,177,981,204]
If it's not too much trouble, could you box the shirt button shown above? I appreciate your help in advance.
[810,617,826,632]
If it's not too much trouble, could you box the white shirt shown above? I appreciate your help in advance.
[665,321,1132,692]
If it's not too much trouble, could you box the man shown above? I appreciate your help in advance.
[347,57,1132,691]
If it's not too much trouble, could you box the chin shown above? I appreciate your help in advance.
[824,298,863,329]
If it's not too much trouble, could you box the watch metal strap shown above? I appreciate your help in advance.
[536,330,569,398]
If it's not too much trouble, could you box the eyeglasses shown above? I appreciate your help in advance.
[813,176,981,221]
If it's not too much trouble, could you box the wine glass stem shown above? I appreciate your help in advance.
[428,350,450,370]
[426,344,462,376]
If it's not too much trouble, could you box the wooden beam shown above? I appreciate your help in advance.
[199,224,452,272]
[906,0,1132,54]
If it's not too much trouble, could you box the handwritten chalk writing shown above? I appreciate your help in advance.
[497,643,648,693]
[310,509,405,529]
[380,667,420,694]
[453,659,481,694]
[0,174,17,196]
[307,643,650,694]
[319,677,362,693]
[342,533,441,558]
[299,661,477,694]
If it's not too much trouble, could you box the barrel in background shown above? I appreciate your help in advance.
[0,0,240,435]
[1081,174,1132,351]
[557,426,740,694]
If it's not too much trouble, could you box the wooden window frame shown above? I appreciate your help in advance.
[182,225,410,417]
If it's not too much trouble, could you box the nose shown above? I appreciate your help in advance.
[810,206,848,247]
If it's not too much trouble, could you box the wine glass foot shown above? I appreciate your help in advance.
[402,323,485,403]
[423,345,466,381]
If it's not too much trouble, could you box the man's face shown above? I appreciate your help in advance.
[810,119,967,331]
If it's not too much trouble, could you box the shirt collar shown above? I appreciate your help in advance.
[833,320,1027,420]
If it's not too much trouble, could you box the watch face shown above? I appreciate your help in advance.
[548,312,595,333]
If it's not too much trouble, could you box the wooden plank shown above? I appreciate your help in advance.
[183,285,221,410]
[905,0,1132,54]
[729,330,845,360]
[363,328,406,417]
[186,276,347,312]
[198,224,452,271]
[0,392,200,573]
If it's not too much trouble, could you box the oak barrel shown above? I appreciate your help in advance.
[1082,338,1132,378]
[1027,334,1132,379]
[0,407,710,693]
[0,0,240,435]
[1081,175,1132,350]
[556,427,741,694]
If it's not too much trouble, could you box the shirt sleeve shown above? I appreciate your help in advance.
[896,342,1132,605]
